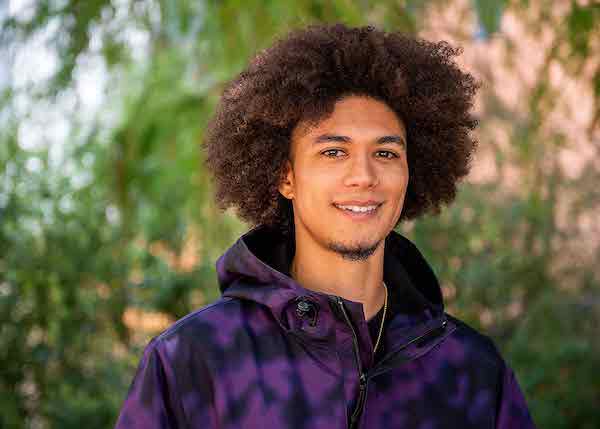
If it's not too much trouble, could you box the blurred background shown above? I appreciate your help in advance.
[1,0,599,427]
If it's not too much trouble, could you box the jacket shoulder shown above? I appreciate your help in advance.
[445,312,506,371]
[154,296,246,344]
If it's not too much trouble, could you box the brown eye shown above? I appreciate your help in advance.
[322,149,345,157]
[376,151,398,159]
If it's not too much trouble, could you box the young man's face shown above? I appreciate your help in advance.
[279,95,409,261]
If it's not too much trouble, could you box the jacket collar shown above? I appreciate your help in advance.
[217,224,444,322]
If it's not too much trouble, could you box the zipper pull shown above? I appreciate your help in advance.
[350,372,368,428]
[414,318,448,348]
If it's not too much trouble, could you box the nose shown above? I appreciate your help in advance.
[343,152,379,188]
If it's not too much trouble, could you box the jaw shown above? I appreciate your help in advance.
[326,236,383,262]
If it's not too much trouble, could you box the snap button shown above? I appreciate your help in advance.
[295,297,319,327]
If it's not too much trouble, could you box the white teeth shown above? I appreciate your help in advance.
[335,204,378,213]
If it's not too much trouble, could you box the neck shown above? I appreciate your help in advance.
[289,228,387,321]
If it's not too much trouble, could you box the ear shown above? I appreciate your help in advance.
[278,159,295,200]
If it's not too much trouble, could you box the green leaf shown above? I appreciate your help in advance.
[472,0,507,36]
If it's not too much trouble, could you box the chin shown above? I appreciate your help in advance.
[326,236,383,262]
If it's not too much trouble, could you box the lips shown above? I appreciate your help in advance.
[334,200,382,206]
[333,200,382,212]
[333,201,383,217]
[334,204,379,213]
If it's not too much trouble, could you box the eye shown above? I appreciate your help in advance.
[322,149,346,158]
[376,150,398,159]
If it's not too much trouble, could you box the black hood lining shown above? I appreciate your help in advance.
[241,225,443,315]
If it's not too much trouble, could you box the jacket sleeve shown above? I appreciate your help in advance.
[114,338,187,429]
[495,361,537,429]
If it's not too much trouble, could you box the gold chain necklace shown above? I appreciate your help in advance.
[373,281,388,357]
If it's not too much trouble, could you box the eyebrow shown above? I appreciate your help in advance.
[313,134,406,147]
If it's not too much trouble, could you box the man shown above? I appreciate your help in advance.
[115,24,537,428]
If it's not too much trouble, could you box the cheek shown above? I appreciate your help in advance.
[383,170,409,215]
[294,169,335,208]
[385,167,409,192]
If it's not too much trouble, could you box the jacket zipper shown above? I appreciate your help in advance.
[368,316,448,379]
[335,298,448,429]
[335,297,367,429]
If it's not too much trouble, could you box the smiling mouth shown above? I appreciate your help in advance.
[334,203,380,213]
[332,203,383,219]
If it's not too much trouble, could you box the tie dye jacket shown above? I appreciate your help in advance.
[115,225,537,428]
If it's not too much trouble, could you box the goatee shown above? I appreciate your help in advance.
[327,239,382,262]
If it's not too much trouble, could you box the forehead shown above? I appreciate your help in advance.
[292,95,406,141]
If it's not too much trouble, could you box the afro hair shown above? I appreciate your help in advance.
[203,23,480,235]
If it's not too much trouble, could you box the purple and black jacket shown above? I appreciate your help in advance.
[115,225,537,428]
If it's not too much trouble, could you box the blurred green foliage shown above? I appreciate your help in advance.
[1,0,599,428]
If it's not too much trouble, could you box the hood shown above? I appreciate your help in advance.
[216,224,444,321]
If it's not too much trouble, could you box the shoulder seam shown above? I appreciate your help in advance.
[445,313,504,371]
[155,296,237,342]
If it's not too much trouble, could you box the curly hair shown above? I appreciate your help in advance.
[203,23,479,235]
